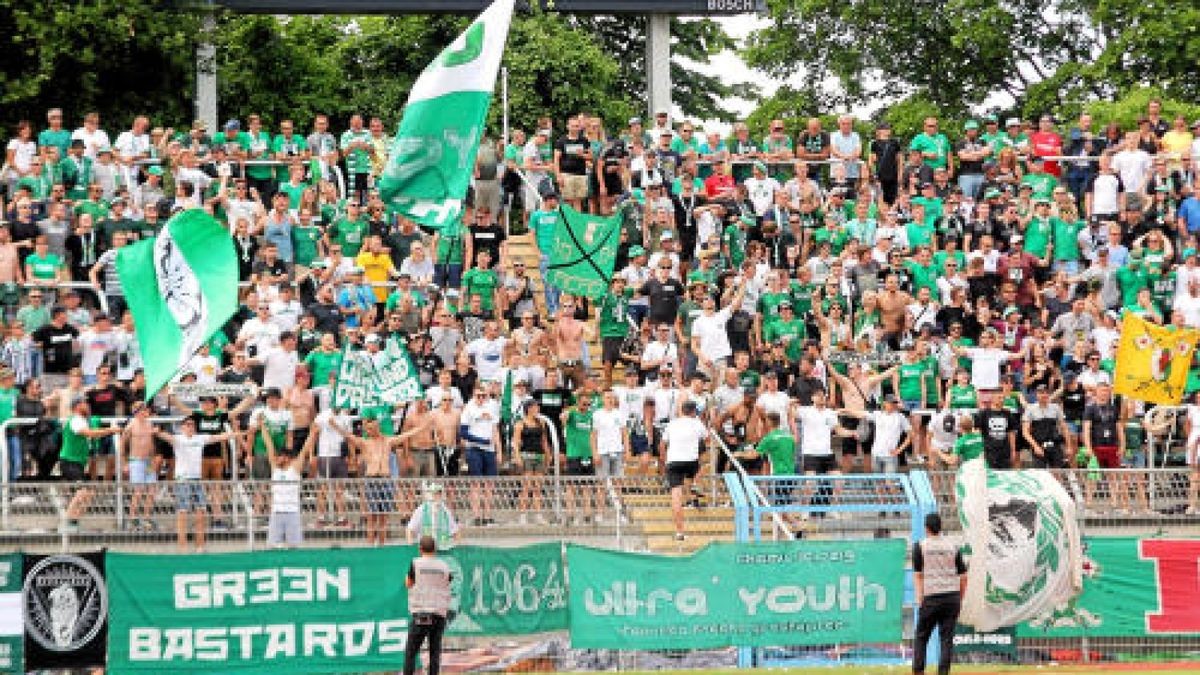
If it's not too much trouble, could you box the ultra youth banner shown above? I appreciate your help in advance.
[566,540,905,649]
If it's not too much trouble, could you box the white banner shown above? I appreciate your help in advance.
[333,339,424,410]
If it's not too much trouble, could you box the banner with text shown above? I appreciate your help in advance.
[446,543,568,635]
[1019,537,1200,637]
[0,553,22,674]
[567,541,905,649]
[107,547,416,673]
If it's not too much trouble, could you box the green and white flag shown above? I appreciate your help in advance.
[116,209,238,400]
[956,458,1084,631]
[333,338,424,410]
[378,0,515,229]
[545,205,621,300]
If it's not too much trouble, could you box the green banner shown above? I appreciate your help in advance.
[107,546,417,673]
[1018,537,1200,637]
[544,205,621,300]
[0,553,22,674]
[447,543,567,635]
[567,541,905,649]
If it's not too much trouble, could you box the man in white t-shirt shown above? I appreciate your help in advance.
[307,407,353,526]
[839,394,914,473]
[690,274,747,382]
[952,329,1021,403]
[460,387,502,524]
[661,400,708,541]
[465,320,508,382]
[792,390,854,516]
[257,332,299,392]
[591,391,628,479]
[154,417,237,553]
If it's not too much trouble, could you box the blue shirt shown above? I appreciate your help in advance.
[1180,197,1200,234]
[263,215,294,262]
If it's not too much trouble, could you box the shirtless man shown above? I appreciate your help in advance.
[286,367,317,466]
[828,363,898,473]
[548,294,594,389]
[121,402,157,529]
[505,310,549,389]
[330,416,406,546]
[399,399,439,478]
[430,395,462,476]
[714,387,766,474]
[875,274,914,346]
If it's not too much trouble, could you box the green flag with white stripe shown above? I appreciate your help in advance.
[116,208,238,400]
[378,0,515,229]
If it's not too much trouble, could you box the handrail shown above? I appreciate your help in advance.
[706,428,794,540]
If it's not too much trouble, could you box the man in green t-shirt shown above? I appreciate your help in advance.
[909,117,952,170]
[1019,157,1058,200]
[527,193,562,313]
[1116,251,1149,307]
[944,416,984,464]
[763,302,806,363]
[62,397,124,531]
[340,114,373,202]
[329,201,369,257]
[598,277,633,387]
[271,119,309,182]
[1022,198,1056,261]
[460,249,500,313]
[561,395,598,520]
[758,411,796,476]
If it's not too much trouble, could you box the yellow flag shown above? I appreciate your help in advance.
[1112,313,1200,405]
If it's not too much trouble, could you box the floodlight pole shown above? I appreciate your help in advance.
[645,13,672,119]
[196,10,219,134]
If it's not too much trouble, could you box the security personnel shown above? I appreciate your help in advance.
[912,513,968,675]
[403,535,453,675]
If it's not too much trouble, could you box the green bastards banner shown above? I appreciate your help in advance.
[566,541,905,649]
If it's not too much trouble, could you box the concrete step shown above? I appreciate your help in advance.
[627,506,736,521]
[645,533,733,555]
[638,519,737,536]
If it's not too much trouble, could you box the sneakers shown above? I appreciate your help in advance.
[674,532,686,542]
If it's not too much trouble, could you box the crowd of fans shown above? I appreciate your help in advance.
[4,98,1200,544]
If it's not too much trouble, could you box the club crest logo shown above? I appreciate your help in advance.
[23,555,107,652]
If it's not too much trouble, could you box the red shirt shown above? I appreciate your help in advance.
[704,173,735,200]
[1030,131,1064,177]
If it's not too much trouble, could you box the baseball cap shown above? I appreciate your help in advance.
[984,188,1002,199]
[1005,117,1020,127]
[964,120,979,130]
[148,165,164,177]
[883,394,898,404]
[365,333,381,343]
[984,114,998,123]
[224,119,240,131]
[660,230,674,241]
[752,160,768,173]
[1184,248,1197,259]
[876,122,891,130]
[628,116,642,125]
[628,245,647,258]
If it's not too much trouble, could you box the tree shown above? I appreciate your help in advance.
[0,0,198,129]
[570,15,753,123]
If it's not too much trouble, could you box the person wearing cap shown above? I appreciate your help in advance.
[597,275,634,387]
[406,482,460,550]
[1022,384,1070,469]
[526,191,561,313]
[553,116,593,211]
[1019,152,1059,201]
[149,416,239,552]
[248,386,293,515]
[999,117,1030,158]
[954,120,989,200]
[623,116,650,148]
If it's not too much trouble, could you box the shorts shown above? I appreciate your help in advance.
[268,511,304,545]
[630,432,654,456]
[317,456,348,479]
[560,174,589,201]
[291,428,310,457]
[466,447,498,476]
[903,399,923,413]
[129,458,156,485]
[60,460,86,482]
[565,457,594,476]
[666,460,699,488]
[364,478,394,513]
[803,455,837,474]
[93,436,115,457]
[985,447,1014,470]
[520,452,545,473]
[1124,451,1148,469]
[251,455,271,480]
[871,455,899,474]
[409,449,438,477]
[596,454,624,478]
[601,337,625,365]
[1093,445,1120,469]
[174,481,207,512]
[1032,444,1066,469]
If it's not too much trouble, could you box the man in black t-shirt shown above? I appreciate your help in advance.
[533,369,570,442]
[955,121,990,201]
[32,307,79,389]
[467,216,506,269]
[554,118,592,211]
[869,123,902,204]
[639,264,683,327]
[976,395,1017,469]
[85,365,129,481]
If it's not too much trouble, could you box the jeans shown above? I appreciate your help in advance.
[539,254,560,314]
[7,435,20,481]
[1066,170,1092,207]
[433,263,463,290]
[403,613,447,675]
[957,173,984,201]
[913,593,961,675]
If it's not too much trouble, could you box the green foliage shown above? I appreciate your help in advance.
[880,96,966,143]
[1079,88,1200,131]
[0,0,198,128]
[742,87,819,139]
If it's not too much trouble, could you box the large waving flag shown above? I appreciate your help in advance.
[1113,312,1200,405]
[545,205,621,300]
[116,209,238,399]
[378,0,515,229]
